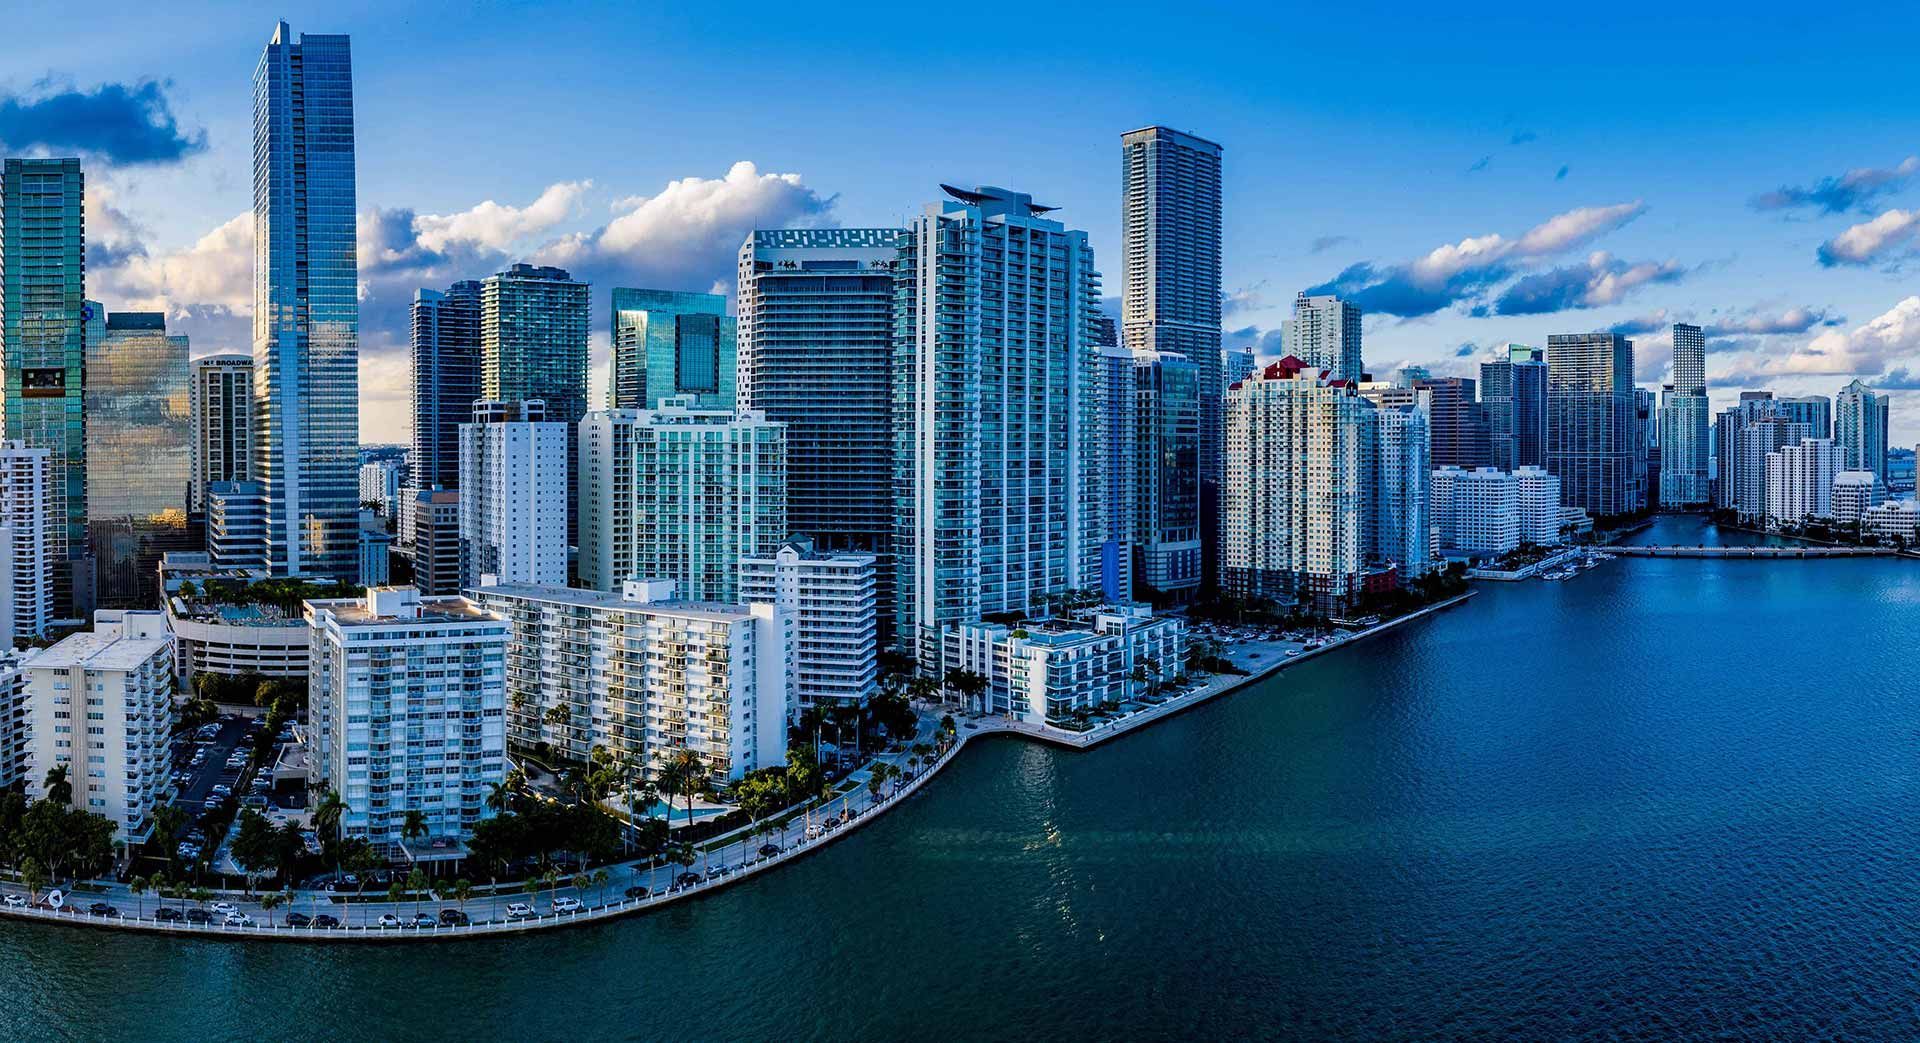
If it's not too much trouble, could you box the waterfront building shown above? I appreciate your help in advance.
[410,282,483,492]
[0,444,54,642]
[474,579,790,783]
[358,459,402,520]
[577,401,785,602]
[457,400,567,588]
[1831,470,1885,526]
[481,263,590,544]
[255,22,360,582]
[610,288,736,411]
[1283,292,1364,387]
[740,536,877,710]
[1515,466,1565,545]
[1432,467,1520,556]
[1834,379,1890,480]
[1222,356,1372,613]
[1395,365,1432,388]
[0,650,31,788]
[1097,345,1138,601]
[1864,499,1919,544]
[1734,414,1811,521]
[1370,402,1433,579]
[1121,127,1223,498]
[84,311,192,609]
[893,185,1102,664]
[1,158,90,619]
[1481,347,1548,471]
[1764,438,1842,530]
[941,606,1187,724]
[206,481,268,569]
[305,587,506,855]
[24,610,173,840]
[1545,332,1640,518]
[411,488,463,596]
[188,354,253,516]
[1133,350,1202,596]
[736,228,903,634]
[1655,323,1710,508]
[1414,377,1488,469]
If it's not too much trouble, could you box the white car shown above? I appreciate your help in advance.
[377,913,402,928]
[209,901,237,915]
[552,896,583,914]
[2,893,25,907]
[504,902,534,919]
[222,913,253,927]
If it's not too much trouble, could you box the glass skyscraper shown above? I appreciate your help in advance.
[1,157,90,618]
[1658,323,1710,507]
[1134,350,1202,595]
[1481,344,1547,472]
[411,281,483,491]
[1546,332,1640,518]
[610,287,736,410]
[1835,379,1890,479]
[482,263,590,543]
[85,311,190,607]
[253,21,361,580]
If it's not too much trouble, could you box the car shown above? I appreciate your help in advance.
[2,893,26,908]
[223,913,254,927]
[675,872,702,887]
[209,901,237,915]
[88,902,120,917]
[185,909,212,924]
[804,823,823,840]
[377,913,402,928]
[154,907,183,922]
[241,796,268,809]
[623,885,650,900]
[312,914,340,929]
[210,784,232,796]
[284,912,311,927]
[202,798,221,810]
[438,908,469,926]
[709,865,732,878]
[409,913,437,928]
[759,843,781,857]
[504,902,534,920]
[551,896,583,914]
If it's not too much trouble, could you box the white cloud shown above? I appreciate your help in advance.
[413,180,591,253]
[1752,296,1920,376]
[1817,209,1920,266]
[1512,200,1647,256]
[105,209,253,315]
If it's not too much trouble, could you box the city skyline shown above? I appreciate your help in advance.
[5,3,1919,445]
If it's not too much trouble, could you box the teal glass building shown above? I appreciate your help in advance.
[610,288,736,411]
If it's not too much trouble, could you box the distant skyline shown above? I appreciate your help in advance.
[5,1,1920,442]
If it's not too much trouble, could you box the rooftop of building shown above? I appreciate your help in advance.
[471,580,756,623]
[35,614,171,672]
[308,587,500,628]
[742,536,877,566]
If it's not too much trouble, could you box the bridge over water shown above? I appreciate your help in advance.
[1611,544,1895,558]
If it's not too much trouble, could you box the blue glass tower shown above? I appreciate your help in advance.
[253,21,360,580]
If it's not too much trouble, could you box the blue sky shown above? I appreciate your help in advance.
[5,0,1920,443]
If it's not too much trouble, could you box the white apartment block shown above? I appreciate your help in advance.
[1222,357,1370,612]
[1432,467,1519,556]
[941,607,1187,725]
[458,400,569,588]
[1515,466,1566,545]
[740,537,877,709]
[473,579,791,785]
[0,442,53,643]
[1282,293,1364,385]
[1831,470,1885,526]
[1765,438,1842,530]
[577,400,786,603]
[306,587,508,854]
[1371,403,1433,580]
[24,611,174,841]
[358,459,402,520]
[0,649,33,788]
[1864,500,1919,544]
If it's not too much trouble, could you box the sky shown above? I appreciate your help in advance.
[6,0,1920,444]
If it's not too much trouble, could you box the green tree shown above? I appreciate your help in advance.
[129,875,149,920]
[230,809,277,893]
[657,748,710,835]
[450,877,473,919]
[406,867,428,920]
[402,809,428,849]
[20,858,45,903]
[42,765,72,805]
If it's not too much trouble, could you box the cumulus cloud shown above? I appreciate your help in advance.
[1743,296,1920,377]
[1491,252,1685,315]
[1702,307,1839,337]
[1872,366,1920,390]
[1224,324,1286,358]
[413,181,591,253]
[1751,156,1920,214]
[1307,201,1649,318]
[1816,208,1920,267]
[0,79,206,165]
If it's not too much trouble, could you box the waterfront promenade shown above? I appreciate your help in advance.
[0,593,1473,943]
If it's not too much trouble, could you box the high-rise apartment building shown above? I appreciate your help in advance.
[475,578,790,784]
[410,281,483,491]
[254,22,360,581]
[1121,127,1222,496]
[1546,332,1639,518]
[306,587,506,854]
[457,400,568,588]
[1481,346,1548,472]
[610,288,736,410]
[1831,470,1885,525]
[0,444,53,641]
[740,536,877,710]
[1133,349,1202,595]
[410,488,462,596]
[358,458,401,518]
[25,610,174,840]
[894,185,1101,664]
[1734,413,1811,521]
[1284,293,1364,385]
[1671,322,1706,395]
[1414,376,1488,469]
[1370,402,1433,579]
[737,228,903,632]
[85,311,191,608]
[1,158,90,619]
[1097,344,1138,602]
[1657,323,1710,507]
[481,263,590,543]
[1835,379,1890,479]
[0,651,31,789]
[189,354,253,515]
[1779,395,1833,441]
[577,401,786,602]
[1223,345,1256,391]
[1764,438,1843,530]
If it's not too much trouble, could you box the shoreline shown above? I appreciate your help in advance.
[0,592,1476,944]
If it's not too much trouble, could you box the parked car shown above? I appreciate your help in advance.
[209,901,237,915]
[504,902,534,920]
[88,902,120,917]
[223,912,254,927]
[154,907,183,922]
[377,913,401,928]
[312,914,340,929]
[759,843,781,857]
[438,908,469,926]
[409,913,437,928]
[185,909,212,924]
[552,896,583,914]
[675,872,702,887]
[623,885,650,900]
[284,912,311,927]
[3,893,27,908]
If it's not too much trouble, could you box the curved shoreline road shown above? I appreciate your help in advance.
[0,594,1473,943]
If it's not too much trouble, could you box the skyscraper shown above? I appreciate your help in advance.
[1,158,89,618]
[1368,402,1432,580]
[1764,438,1843,530]
[1657,323,1710,507]
[1133,350,1202,596]
[481,263,589,543]
[1779,395,1832,441]
[254,22,360,581]
[85,311,191,607]
[1413,376,1488,469]
[410,281,482,492]
[894,185,1101,664]
[1283,293,1364,385]
[1098,344,1138,601]
[610,288,736,410]
[0,443,53,642]
[1480,346,1547,471]
[1671,322,1705,395]
[457,400,568,589]
[1835,379,1890,479]
[189,354,253,516]
[1546,333,1639,518]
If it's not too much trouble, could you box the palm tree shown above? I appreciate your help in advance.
[313,789,346,842]
[260,890,283,925]
[450,878,472,919]
[485,780,514,815]
[129,876,149,920]
[402,809,428,847]
[590,868,608,906]
[42,764,72,805]
[406,868,428,920]
[658,748,709,835]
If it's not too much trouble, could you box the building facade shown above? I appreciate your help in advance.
[358,458,402,519]
[481,263,590,543]
[0,443,54,642]
[1133,349,1202,596]
[410,488,463,596]
[457,400,568,588]
[610,288,736,411]
[1546,332,1640,518]
[1480,345,1548,472]
[941,607,1187,724]
[1096,344,1138,601]
[188,354,253,519]
[84,311,192,609]
[1370,402,1433,578]
[739,537,878,710]
[1831,469,1885,526]
[1835,379,1890,480]
[1284,293,1364,385]
[1764,438,1843,530]
[1414,376,1488,470]
[410,281,483,492]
